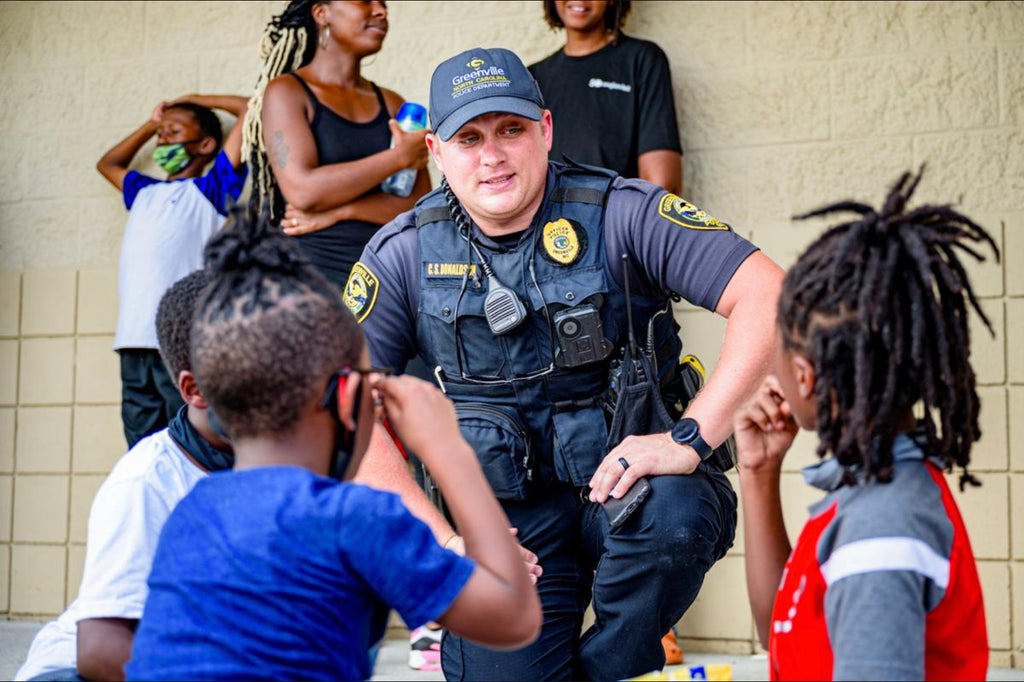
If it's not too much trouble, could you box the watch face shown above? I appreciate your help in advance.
[673,418,698,443]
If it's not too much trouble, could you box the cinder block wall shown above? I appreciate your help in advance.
[0,0,1021,668]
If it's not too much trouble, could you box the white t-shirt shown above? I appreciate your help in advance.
[15,430,206,681]
[114,151,246,350]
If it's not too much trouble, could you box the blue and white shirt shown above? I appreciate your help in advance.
[114,151,246,350]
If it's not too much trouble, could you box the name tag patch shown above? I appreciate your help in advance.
[657,193,730,231]
[343,262,379,323]
[426,262,479,279]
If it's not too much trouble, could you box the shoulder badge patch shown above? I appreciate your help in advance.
[657,193,730,231]
[542,218,587,266]
[343,262,379,323]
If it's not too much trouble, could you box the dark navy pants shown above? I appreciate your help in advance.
[441,464,737,681]
[118,348,183,448]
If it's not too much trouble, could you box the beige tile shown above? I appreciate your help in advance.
[989,650,1014,668]
[975,387,1008,472]
[1011,388,1024,473]
[780,472,828,547]
[0,544,8,612]
[9,544,65,615]
[14,407,71,473]
[20,269,76,336]
[977,561,1011,650]
[77,269,118,335]
[74,336,119,404]
[66,544,85,606]
[780,430,822,473]
[0,475,10,542]
[12,475,68,543]
[1012,475,1024,561]
[1013,562,1024,658]
[19,337,74,404]
[1009,299,1024,384]
[0,340,17,405]
[69,475,104,544]
[1005,213,1024,297]
[949,472,1008,560]
[73,405,125,474]
[0,270,20,337]
[971,300,1004,386]
[677,555,751,640]
[676,309,728,377]
[0,407,13,472]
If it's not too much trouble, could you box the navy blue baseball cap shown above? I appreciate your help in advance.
[429,47,545,141]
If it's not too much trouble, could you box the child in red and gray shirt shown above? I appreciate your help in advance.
[735,170,991,681]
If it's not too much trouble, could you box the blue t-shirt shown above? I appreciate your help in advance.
[126,466,475,681]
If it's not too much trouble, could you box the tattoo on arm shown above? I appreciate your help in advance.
[268,131,290,170]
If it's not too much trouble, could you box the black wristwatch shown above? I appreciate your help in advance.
[671,417,713,461]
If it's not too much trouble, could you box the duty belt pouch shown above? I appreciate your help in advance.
[606,350,674,451]
[455,403,533,500]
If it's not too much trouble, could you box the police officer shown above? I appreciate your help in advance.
[344,47,784,681]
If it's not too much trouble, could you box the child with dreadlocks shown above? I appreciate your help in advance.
[735,169,994,680]
[96,94,248,448]
[244,0,430,289]
[125,207,541,681]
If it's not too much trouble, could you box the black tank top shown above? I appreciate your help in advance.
[287,72,392,288]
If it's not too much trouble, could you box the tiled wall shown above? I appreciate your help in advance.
[0,0,1021,668]
[0,268,123,616]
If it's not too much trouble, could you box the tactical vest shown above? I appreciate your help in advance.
[414,163,681,497]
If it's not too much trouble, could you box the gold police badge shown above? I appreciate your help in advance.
[343,262,379,323]
[657,193,730,231]
[542,218,586,266]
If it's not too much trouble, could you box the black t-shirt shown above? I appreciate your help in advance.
[529,35,682,179]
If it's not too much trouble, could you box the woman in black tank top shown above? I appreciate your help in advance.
[247,0,430,288]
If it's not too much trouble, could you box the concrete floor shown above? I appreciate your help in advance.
[2,620,1021,681]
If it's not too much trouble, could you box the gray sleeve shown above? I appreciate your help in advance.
[346,229,419,373]
[603,177,758,310]
[826,571,929,681]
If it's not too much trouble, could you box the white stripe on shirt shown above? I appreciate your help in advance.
[821,536,949,589]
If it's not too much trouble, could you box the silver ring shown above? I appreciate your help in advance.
[292,218,299,226]
[618,457,629,471]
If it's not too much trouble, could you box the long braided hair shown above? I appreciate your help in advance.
[243,0,322,223]
[778,168,999,489]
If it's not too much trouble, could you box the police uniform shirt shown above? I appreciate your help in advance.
[347,168,759,372]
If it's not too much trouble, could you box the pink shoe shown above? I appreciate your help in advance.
[409,626,443,671]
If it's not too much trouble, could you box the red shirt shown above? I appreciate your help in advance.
[769,437,987,681]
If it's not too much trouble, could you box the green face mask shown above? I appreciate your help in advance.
[153,138,202,174]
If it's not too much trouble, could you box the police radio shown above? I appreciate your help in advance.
[442,176,528,336]
[480,256,528,335]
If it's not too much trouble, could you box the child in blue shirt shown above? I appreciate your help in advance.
[96,94,248,448]
[126,208,541,681]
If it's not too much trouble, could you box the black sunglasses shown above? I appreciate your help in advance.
[319,366,393,417]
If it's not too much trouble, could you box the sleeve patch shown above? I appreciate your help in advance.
[344,262,380,323]
[658,193,730,231]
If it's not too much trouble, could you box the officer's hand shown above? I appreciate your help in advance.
[733,375,799,474]
[373,375,467,468]
[588,433,701,504]
[445,528,543,584]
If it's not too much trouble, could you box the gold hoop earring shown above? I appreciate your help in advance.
[318,24,330,49]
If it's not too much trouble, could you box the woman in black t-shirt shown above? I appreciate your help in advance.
[529,0,683,194]
[245,0,430,289]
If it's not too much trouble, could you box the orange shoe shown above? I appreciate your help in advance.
[661,629,683,666]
